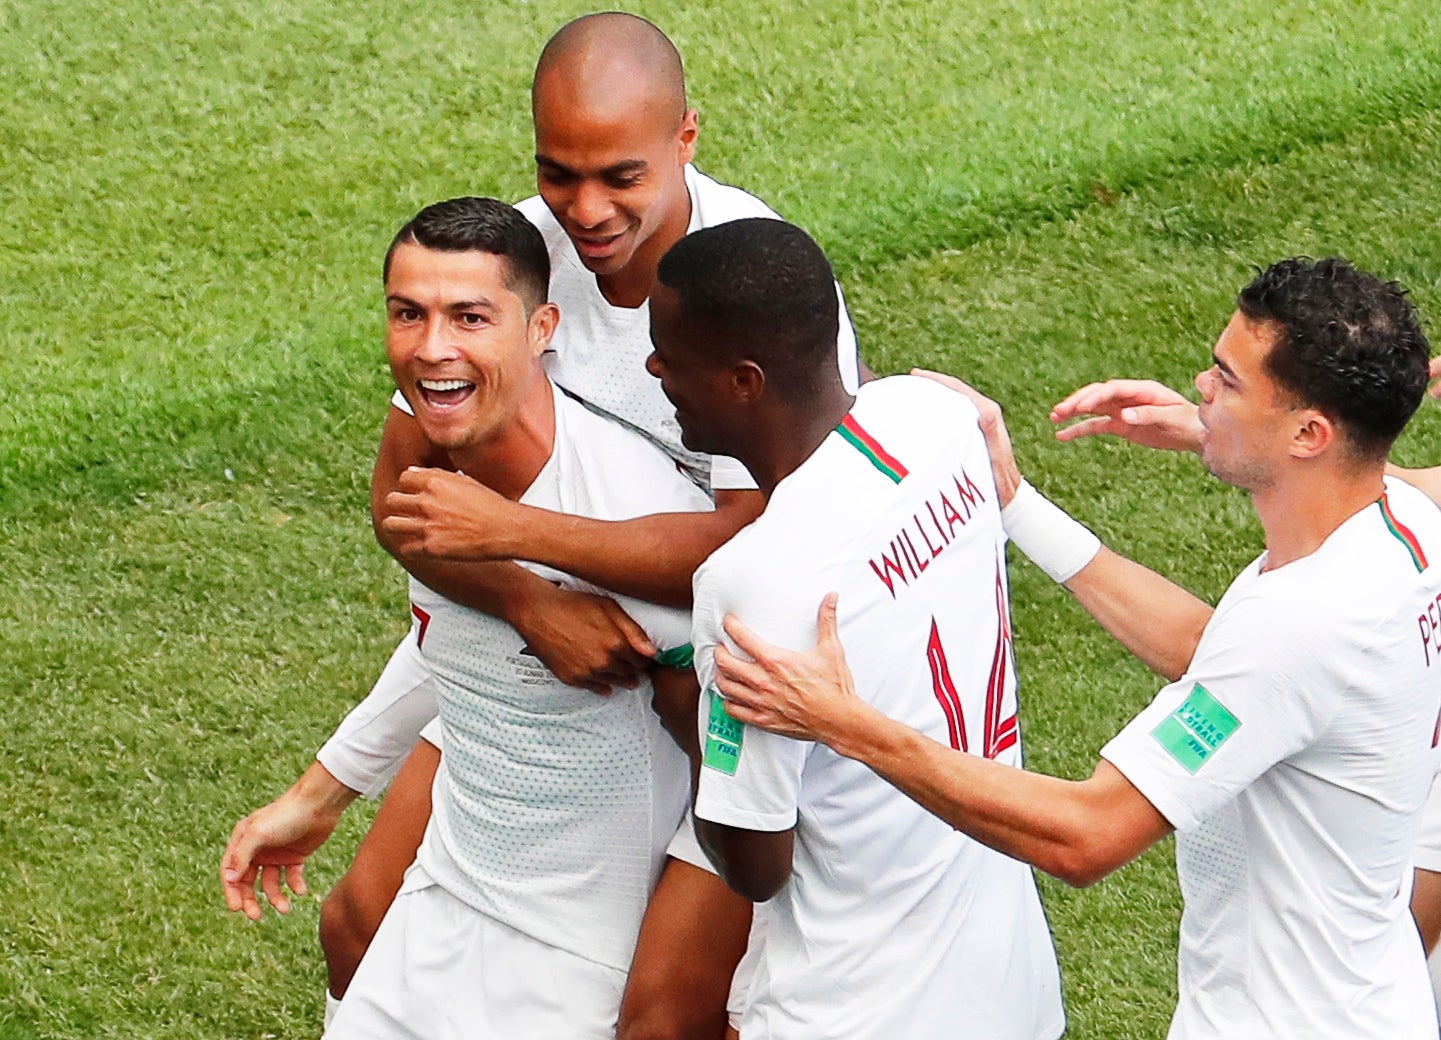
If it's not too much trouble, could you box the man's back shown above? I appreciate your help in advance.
[693,376,1064,1040]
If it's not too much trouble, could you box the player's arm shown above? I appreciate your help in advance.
[222,760,359,919]
[714,597,1171,888]
[1047,374,1441,511]
[381,463,763,609]
[694,819,795,903]
[917,370,1212,680]
[374,406,657,691]
[650,662,796,901]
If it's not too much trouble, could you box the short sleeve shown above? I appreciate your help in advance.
[1101,594,1341,832]
[691,559,812,833]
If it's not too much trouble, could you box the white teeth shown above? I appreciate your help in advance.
[419,379,472,392]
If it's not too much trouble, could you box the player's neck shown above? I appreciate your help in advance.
[596,189,692,309]
[745,389,857,501]
[1253,462,1386,571]
[447,374,557,501]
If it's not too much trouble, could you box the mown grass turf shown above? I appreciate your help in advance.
[3,1,1440,1036]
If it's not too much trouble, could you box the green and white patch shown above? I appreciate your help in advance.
[1151,683,1240,774]
[703,687,745,776]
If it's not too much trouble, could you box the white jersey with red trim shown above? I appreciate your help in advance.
[410,384,711,973]
[691,376,1064,1040]
[1102,476,1441,1039]
[392,165,861,495]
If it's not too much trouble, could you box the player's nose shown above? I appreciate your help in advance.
[571,181,616,228]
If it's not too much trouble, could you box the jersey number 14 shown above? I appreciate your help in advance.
[925,568,1018,759]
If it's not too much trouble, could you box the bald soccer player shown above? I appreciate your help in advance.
[221,13,860,1037]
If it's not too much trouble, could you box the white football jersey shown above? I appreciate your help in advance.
[413,385,711,972]
[692,376,1064,1040]
[1103,476,1441,1039]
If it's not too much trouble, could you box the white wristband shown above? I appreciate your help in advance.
[1001,479,1102,584]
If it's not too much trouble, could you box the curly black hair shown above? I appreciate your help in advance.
[1239,257,1430,460]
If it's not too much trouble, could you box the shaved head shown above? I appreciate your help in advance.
[534,12,687,129]
[530,12,698,305]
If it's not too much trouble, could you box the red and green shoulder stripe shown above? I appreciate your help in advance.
[836,414,908,483]
[1379,493,1429,573]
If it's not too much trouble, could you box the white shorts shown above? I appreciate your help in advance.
[325,862,626,1039]
[1419,773,1441,873]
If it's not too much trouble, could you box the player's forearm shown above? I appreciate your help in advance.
[290,760,362,818]
[1063,548,1213,681]
[829,710,1140,887]
[391,551,546,619]
[1003,481,1210,680]
[481,506,746,608]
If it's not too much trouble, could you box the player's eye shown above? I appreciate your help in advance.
[458,312,487,327]
[391,307,421,323]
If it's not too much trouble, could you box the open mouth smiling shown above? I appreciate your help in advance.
[417,377,477,409]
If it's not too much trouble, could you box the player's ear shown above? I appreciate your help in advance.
[1290,408,1333,460]
[528,302,560,357]
[731,359,764,404]
[676,109,699,165]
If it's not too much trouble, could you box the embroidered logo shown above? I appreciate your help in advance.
[1151,683,1240,774]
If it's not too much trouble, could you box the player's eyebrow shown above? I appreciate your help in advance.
[535,155,648,179]
[385,295,498,313]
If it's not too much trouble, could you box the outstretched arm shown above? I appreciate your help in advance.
[714,597,1172,887]
[381,465,764,609]
[914,370,1212,679]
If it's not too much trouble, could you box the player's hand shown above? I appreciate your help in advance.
[911,369,1023,506]
[1429,356,1441,399]
[715,594,870,748]
[1050,379,1203,453]
[511,583,657,695]
[381,468,519,562]
[220,764,355,920]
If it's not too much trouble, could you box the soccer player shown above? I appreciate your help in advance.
[1041,354,1441,993]
[645,217,1066,1040]
[221,13,859,1034]
[320,195,715,1037]
[712,258,1441,1038]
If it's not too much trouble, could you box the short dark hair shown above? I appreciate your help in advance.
[1238,257,1429,459]
[656,218,839,400]
[383,197,550,311]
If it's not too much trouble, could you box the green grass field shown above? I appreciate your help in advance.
[4,1,1441,1036]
